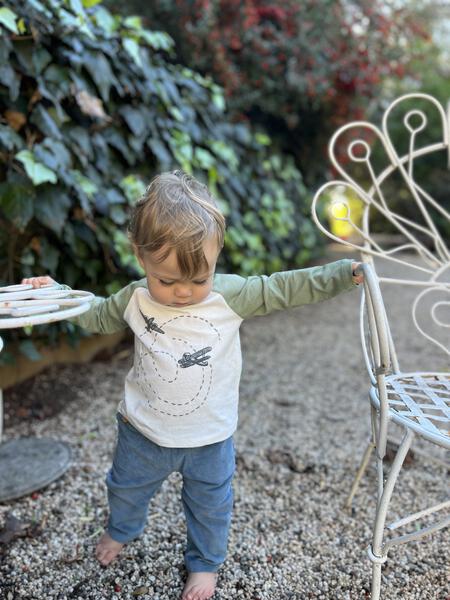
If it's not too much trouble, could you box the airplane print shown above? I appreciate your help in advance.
[139,309,165,334]
[178,346,212,368]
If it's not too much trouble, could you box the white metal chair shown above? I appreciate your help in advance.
[311,93,449,599]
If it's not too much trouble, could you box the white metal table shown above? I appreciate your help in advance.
[0,283,93,502]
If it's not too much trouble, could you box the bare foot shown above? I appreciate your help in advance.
[181,572,217,600]
[95,532,124,566]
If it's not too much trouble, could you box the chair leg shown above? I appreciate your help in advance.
[368,428,415,599]
[371,563,382,600]
[346,405,378,508]
[345,438,375,508]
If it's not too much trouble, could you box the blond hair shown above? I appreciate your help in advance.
[128,171,225,278]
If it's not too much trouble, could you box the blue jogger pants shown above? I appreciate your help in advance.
[105,413,235,572]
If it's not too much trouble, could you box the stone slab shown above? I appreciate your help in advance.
[0,437,72,502]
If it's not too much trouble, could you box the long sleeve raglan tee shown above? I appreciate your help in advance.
[69,259,356,447]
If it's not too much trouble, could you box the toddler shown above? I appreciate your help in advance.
[24,170,362,600]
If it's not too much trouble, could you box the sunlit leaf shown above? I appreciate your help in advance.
[212,90,225,112]
[194,148,215,169]
[15,150,58,185]
[70,170,98,196]
[119,175,146,203]
[0,7,18,34]
[123,37,142,68]
[92,6,117,35]
[123,16,142,30]
[17,18,27,34]
[138,30,174,51]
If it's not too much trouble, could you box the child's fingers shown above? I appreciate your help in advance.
[21,276,55,288]
[351,262,364,284]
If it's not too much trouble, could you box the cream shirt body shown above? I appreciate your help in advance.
[120,288,242,447]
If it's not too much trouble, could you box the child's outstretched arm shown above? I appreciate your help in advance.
[21,275,146,334]
[215,258,363,320]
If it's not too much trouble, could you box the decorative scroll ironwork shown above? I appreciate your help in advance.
[312,93,450,357]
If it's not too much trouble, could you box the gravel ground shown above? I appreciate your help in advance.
[0,253,449,600]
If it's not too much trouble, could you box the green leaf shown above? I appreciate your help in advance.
[58,7,94,39]
[39,238,59,272]
[138,30,174,51]
[83,51,117,102]
[0,124,24,151]
[41,64,71,101]
[0,63,20,100]
[70,170,98,197]
[69,0,88,17]
[82,0,103,6]
[27,0,52,18]
[212,90,225,112]
[17,18,27,34]
[34,139,72,172]
[0,349,15,366]
[103,128,131,161]
[255,132,271,146]
[147,137,172,165]
[93,6,117,35]
[123,37,142,68]
[15,150,58,185]
[65,126,93,160]
[19,340,43,362]
[34,186,71,235]
[113,230,143,273]
[119,175,146,203]
[168,106,183,122]
[109,205,127,225]
[0,8,18,34]
[30,104,63,140]
[123,16,142,30]
[0,34,11,62]
[194,148,215,169]
[119,106,147,136]
[0,182,35,230]
[32,48,52,75]
[209,141,239,170]
[21,248,35,267]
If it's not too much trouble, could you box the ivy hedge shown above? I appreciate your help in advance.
[0,0,319,363]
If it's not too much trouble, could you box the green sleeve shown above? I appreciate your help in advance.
[213,259,357,319]
[68,278,147,334]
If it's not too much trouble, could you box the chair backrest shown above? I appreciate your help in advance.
[312,93,450,375]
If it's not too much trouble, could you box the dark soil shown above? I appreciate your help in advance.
[3,336,133,428]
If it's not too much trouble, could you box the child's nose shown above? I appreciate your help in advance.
[175,284,192,298]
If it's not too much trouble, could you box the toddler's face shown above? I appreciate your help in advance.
[136,238,220,307]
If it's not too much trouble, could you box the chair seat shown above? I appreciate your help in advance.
[370,372,450,450]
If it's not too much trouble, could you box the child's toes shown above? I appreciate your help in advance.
[95,532,123,566]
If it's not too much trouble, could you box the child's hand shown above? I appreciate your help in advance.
[351,262,364,285]
[21,275,57,288]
